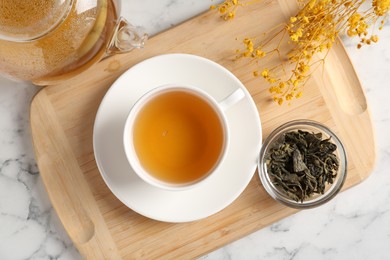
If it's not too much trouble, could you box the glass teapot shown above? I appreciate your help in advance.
[0,0,147,84]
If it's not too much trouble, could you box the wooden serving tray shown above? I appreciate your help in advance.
[30,0,376,258]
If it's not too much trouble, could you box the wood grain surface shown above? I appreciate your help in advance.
[30,0,376,258]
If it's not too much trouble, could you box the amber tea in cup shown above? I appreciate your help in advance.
[124,85,244,190]
[133,89,224,184]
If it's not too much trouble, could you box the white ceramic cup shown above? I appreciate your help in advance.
[123,84,245,190]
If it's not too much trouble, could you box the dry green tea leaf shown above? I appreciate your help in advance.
[267,130,339,202]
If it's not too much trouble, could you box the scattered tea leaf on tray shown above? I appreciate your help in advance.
[266,130,339,202]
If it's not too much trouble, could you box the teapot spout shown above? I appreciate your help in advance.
[107,17,148,54]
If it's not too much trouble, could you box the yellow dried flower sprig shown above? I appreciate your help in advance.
[213,0,389,105]
[210,0,244,20]
[210,0,261,20]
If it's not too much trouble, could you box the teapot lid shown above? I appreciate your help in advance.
[0,0,73,41]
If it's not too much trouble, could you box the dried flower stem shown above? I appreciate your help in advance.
[210,0,263,20]
[213,0,389,105]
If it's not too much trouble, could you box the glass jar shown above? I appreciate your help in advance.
[258,120,347,209]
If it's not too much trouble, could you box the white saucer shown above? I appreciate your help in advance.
[93,54,262,222]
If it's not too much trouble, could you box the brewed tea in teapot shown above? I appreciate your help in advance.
[0,0,147,83]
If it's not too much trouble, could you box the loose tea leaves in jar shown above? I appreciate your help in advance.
[266,130,340,202]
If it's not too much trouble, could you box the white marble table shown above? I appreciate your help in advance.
[0,1,389,259]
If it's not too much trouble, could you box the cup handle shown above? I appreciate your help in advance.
[107,17,148,55]
[218,88,246,111]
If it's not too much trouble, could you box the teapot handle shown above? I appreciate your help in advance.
[107,17,148,54]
